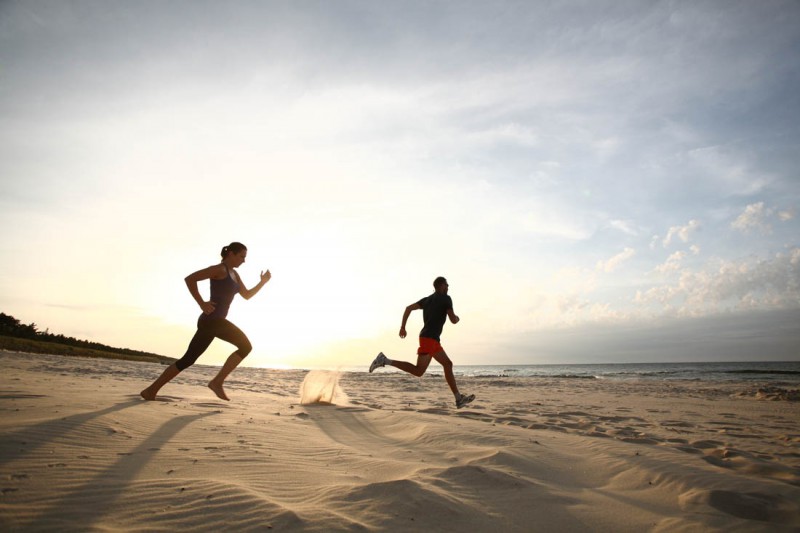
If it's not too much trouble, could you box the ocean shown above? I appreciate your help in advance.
[341,360,800,385]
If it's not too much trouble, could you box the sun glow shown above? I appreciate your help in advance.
[218,230,391,368]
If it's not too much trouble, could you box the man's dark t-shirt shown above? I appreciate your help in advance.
[416,292,453,342]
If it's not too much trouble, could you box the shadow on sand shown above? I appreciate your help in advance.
[0,398,143,468]
[23,410,218,530]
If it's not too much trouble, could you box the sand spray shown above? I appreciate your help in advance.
[299,370,349,405]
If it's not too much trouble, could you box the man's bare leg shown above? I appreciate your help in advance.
[140,363,181,400]
[390,354,432,377]
[432,351,460,399]
[208,352,243,401]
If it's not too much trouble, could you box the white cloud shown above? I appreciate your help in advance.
[596,247,636,273]
[609,219,639,236]
[662,219,700,247]
[790,248,800,266]
[654,251,686,274]
[636,247,800,314]
[731,202,797,235]
[731,202,771,234]
[778,208,796,222]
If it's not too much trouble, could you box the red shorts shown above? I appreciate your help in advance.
[417,337,443,355]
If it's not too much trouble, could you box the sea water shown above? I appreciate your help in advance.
[340,360,800,385]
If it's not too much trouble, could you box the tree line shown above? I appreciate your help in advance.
[0,311,168,360]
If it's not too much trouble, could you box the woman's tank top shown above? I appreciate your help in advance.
[204,265,240,320]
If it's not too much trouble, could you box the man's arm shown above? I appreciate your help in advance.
[399,303,421,338]
[447,309,460,324]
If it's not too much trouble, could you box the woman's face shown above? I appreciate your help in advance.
[231,249,247,267]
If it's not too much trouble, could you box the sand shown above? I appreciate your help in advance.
[1,350,798,532]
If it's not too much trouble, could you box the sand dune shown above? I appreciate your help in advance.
[1,351,798,531]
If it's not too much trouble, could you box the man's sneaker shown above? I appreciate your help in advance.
[369,352,388,373]
[456,393,475,409]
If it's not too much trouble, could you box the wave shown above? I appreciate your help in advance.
[471,372,597,379]
[724,369,800,374]
[368,361,800,384]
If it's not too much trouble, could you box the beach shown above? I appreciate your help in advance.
[1,350,798,532]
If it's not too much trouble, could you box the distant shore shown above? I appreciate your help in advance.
[0,337,175,365]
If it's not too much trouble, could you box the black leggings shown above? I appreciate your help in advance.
[175,317,252,371]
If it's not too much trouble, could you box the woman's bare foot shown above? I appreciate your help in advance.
[208,380,230,401]
[140,388,157,401]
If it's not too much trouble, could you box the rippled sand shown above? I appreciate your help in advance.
[1,351,798,531]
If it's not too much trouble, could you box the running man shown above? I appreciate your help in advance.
[369,276,475,409]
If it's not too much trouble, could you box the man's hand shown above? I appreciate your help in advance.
[400,303,419,338]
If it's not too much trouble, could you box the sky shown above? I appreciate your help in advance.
[1,1,799,369]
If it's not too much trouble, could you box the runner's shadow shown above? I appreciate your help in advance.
[0,391,47,399]
[126,394,181,402]
[191,402,233,408]
[305,404,411,451]
[0,399,142,468]
[23,411,218,531]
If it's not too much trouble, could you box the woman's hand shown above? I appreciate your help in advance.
[200,301,216,315]
[260,270,271,284]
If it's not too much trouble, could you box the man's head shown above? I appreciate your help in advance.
[433,276,449,293]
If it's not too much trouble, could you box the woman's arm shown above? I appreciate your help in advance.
[235,269,272,300]
[185,264,226,314]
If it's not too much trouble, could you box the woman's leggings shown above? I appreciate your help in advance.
[175,317,252,371]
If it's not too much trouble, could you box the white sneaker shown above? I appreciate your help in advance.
[369,352,387,373]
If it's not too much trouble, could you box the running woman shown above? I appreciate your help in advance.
[369,276,475,409]
[140,242,271,401]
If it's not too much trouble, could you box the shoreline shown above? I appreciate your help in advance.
[2,350,799,531]
[5,346,798,379]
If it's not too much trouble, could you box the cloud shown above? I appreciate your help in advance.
[608,219,639,236]
[778,208,796,222]
[731,202,796,235]
[636,247,800,314]
[596,247,636,273]
[731,202,772,234]
[654,251,686,274]
[662,219,700,247]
